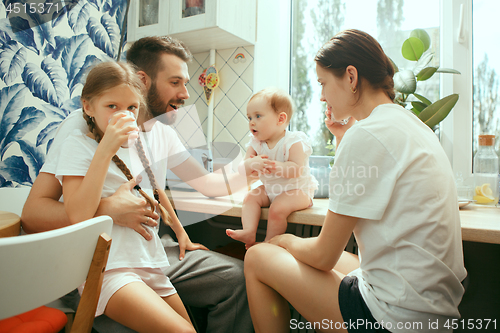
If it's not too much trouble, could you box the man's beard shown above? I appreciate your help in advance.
[146,82,184,125]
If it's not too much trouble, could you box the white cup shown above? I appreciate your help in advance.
[110,111,139,148]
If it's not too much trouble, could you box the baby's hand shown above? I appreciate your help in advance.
[247,155,275,175]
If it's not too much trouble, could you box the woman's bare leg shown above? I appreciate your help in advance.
[226,185,269,246]
[265,190,310,242]
[244,243,360,333]
[104,282,195,333]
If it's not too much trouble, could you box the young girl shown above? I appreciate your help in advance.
[226,88,318,248]
[54,61,203,333]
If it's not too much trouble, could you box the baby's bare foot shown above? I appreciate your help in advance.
[226,229,256,246]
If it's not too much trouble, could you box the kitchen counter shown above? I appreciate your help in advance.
[167,190,500,244]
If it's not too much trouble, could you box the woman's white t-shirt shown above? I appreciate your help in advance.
[329,104,467,332]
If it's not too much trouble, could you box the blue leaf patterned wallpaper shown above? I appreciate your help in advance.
[0,0,127,188]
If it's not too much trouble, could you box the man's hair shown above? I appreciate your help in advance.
[126,36,193,80]
[250,87,295,124]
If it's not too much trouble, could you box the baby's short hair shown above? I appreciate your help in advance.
[249,87,295,124]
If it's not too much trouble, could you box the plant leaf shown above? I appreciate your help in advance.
[0,155,32,186]
[0,84,28,146]
[68,1,91,33]
[1,106,45,159]
[418,94,459,128]
[410,28,431,51]
[394,70,416,94]
[89,0,105,11]
[389,57,399,73]
[412,52,434,75]
[402,37,424,61]
[0,156,33,186]
[22,58,69,107]
[411,101,427,113]
[1,17,39,55]
[40,103,68,120]
[436,68,461,75]
[18,139,45,179]
[0,40,27,85]
[104,0,127,27]
[28,12,56,50]
[51,36,69,60]
[86,13,120,58]
[36,120,61,147]
[70,54,101,93]
[413,93,431,106]
[61,34,92,84]
[416,67,438,81]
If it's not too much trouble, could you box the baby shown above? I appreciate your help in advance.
[227,87,318,247]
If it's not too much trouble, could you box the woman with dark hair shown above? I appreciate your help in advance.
[244,29,466,333]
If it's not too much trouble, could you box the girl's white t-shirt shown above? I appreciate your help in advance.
[44,109,190,271]
[329,104,467,332]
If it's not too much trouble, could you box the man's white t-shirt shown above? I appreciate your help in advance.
[42,109,190,271]
[329,104,467,332]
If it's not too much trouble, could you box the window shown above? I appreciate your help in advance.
[472,0,500,156]
[290,0,440,155]
[290,0,500,182]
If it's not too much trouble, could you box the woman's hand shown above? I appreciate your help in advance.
[176,230,209,260]
[324,110,356,147]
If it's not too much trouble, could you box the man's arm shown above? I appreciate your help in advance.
[21,172,158,239]
[170,156,252,197]
[21,172,69,233]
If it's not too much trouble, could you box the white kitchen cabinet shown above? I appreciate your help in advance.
[127,0,170,42]
[127,0,256,53]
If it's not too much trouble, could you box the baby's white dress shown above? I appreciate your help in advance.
[248,130,318,202]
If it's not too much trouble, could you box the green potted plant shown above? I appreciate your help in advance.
[393,28,460,129]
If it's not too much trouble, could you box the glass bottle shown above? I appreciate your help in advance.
[473,135,499,205]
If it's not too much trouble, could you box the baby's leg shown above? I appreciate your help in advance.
[105,282,195,333]
[226,185,269,246]
[265,189,311,242]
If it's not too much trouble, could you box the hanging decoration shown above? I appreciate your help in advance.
[233,52,246,63]
[199,65,219,103]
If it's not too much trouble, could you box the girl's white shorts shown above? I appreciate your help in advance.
[78,266,176,316]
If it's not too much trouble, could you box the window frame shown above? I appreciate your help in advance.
[440,0,474,181]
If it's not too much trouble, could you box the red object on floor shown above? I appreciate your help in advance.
[0,306,67,333]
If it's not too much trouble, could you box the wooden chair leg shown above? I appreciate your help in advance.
[70,233,111,333]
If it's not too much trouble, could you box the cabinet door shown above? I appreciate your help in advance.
[169,0,217,35]
[127,0,169,42]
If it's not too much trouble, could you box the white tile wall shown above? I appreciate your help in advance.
[182,46,254,153]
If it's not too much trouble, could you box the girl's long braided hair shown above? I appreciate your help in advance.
[81,61,173,226]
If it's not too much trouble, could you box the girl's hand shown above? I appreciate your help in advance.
[176,231,209,260]
[324,110,356,145]
[99,112,138,155]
